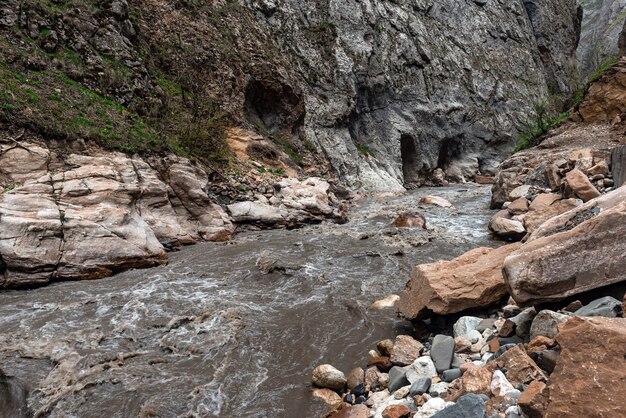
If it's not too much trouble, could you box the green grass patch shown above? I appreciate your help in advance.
[514,103,568,152]
[358,145,373,156]
[588,55,620,84]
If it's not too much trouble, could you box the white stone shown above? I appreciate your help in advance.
[490,370,517,397]
[406,356,437,383]
[453,316,483,338]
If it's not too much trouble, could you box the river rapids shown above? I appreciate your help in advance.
[0,185,498,418]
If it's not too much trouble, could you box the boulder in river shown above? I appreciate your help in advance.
[392,212,426,229]
[419,196,454,208]
[544,317,626,418]
[397,244,521,319]
[312,364,346,390]
[503,186,626,304]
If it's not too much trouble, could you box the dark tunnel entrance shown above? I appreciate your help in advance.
[401,134,420,185]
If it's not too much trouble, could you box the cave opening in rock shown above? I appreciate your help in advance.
[243,80,304,136]
[400,134,420,184]
[437,136,463,171]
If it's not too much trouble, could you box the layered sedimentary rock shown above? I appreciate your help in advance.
[0,140,234,287]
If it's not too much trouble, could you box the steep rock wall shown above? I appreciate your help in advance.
[246,0,581,189]
[577,0,626,77]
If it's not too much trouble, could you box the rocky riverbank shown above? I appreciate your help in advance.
[0,127,347,289]
[311,186,626,418]
[310,59,626,418]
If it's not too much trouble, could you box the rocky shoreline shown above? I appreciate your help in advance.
[311,185,626,418]
[310,60,626,418]
[0,127,348,289]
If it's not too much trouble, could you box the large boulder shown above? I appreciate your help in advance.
[397,244,522,319]
[228,177,343,226]
[0,145,237,288]
[503,186,626,304]
[545,317,626,418]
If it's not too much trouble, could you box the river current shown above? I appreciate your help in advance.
[0,185,497,418]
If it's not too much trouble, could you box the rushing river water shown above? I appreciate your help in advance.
[0,185,498,418]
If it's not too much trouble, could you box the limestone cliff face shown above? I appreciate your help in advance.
[577,0,626,77]
[1,0,582,191]
[246,0,581,190]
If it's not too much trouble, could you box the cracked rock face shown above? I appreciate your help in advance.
[0,141,234,288]
[245,0,581,190]
[577,0,626,77]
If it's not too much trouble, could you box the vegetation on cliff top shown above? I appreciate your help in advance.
[514,55,620,152]
[0,0,278,164]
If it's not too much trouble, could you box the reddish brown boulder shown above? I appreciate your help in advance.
[545,317,626,418]
[392,211,426,228]
[504,196,626,304]
[518,380,550,418]
[397,244,521,319]
[528,193,562,212]
[578,57,626,122]
[486,345,546,387]
[390,335,424,366]
[461,364,493,396]
[564,169,600,202]
[523,198,580,233]
[382,404,411,418]
[507,197,529,215]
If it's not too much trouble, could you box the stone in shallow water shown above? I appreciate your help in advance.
[431,335,455,372]
[312,364,346,390]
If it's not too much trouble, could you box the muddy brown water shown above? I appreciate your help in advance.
[0,185,498,418]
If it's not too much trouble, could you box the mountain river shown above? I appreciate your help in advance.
[0,185,498,418]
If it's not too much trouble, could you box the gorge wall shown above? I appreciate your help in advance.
[577,0,626,77]
[246,0,582,190]
[0,0,583,192]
